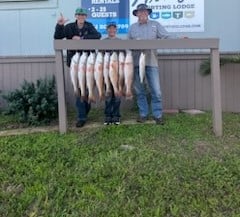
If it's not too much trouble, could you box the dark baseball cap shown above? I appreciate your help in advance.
[106,22,117,28]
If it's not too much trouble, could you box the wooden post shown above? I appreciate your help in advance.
[211,48,222,136]
[55,50,67,133]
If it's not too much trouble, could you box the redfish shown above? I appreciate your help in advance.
[139,51,146,83]
[78,52,88,101]
[94,51,104,101]
[86,52,96,103]
[124,50,134,99]
[103,52,111,96]
[109,51,120,96]
[118,51,125,96]
[70,52,80,96]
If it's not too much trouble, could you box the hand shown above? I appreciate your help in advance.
[72,36,81,40]
[57,12,69,25]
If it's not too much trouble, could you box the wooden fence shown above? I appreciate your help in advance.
[53,39,222,136]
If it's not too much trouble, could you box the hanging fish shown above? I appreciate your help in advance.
[78,52,88,101]
[139,51,146,83]
[124,50,134,100]
[70,52,80,96]
[103,52,111,97]
[109,51,120,96]
[94,51,104,101]
[86,52,96,103]
[118,51,125,96]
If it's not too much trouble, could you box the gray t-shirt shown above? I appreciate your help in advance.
[103,36,121,40]
[127,19,176,67]
[102,36,123,54]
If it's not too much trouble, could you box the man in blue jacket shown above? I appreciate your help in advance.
[54,8,101,128]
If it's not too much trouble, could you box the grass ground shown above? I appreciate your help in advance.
[0,109,240,217]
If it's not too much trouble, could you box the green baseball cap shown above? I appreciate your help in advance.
[75,7,88,15]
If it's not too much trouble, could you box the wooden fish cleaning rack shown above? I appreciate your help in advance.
[54,39,222,136]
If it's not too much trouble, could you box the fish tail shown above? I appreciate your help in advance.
[88,96,96,103]
[125,91,133,100]
[74,88,80,97]
[105,90,111,97]
[99,94,105,101]
[80,95,87,102]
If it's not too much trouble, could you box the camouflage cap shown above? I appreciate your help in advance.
[75,7,88,15]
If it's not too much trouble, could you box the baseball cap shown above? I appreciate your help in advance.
[106,21,117,28]
[75,7,88,15]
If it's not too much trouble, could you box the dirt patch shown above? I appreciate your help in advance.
[0,119,157,136]
[0,126,58,137]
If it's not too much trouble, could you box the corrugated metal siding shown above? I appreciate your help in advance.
[0,54,240,112]
[158,54,212,111]
[0,56,55,108]
[221,63,240,112]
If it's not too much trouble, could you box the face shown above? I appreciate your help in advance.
[75,14,87,25]
[107,26,117,38]
[136,10,149,24]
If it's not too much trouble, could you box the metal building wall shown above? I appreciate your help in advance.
[1,54,240,112]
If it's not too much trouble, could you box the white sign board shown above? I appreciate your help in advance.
[130,0,204,32]
[83,0,204,34]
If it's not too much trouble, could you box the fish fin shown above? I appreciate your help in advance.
[125,91,133,100]
[99,94,105,101]
[140,78,145,83]
[114,91,122,97]
[88,96,96,104]
[105,90,111,97]
[80,95,87,102]
[120,90,125,97]
[74,89,80,97]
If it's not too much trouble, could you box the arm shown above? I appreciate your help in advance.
[54,24,65,39]
[63,23,77,39]
[83,23,101,39]
[53,13,69,39]
[127,25,133,39]
[156,22,176,39]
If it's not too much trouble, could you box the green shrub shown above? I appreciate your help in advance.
[199,54,240,75]
[2,76,58,125]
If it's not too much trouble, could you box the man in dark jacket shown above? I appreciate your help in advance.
[54,7,101,128]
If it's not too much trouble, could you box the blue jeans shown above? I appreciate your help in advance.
[134,66,163,119]
[104,93,121,118]
[76,97,91,121]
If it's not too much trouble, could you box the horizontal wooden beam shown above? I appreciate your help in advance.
[54,38,219,50]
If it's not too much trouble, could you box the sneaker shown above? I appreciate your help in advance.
[112,117,120,125]
[154,117,164,125]
[76,120,86,128]
[104,117,112,125]
[136,116,147,123]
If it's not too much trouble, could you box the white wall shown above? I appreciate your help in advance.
[0,0,239,56]
[0,0,80,56]
[187,0,240,52]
